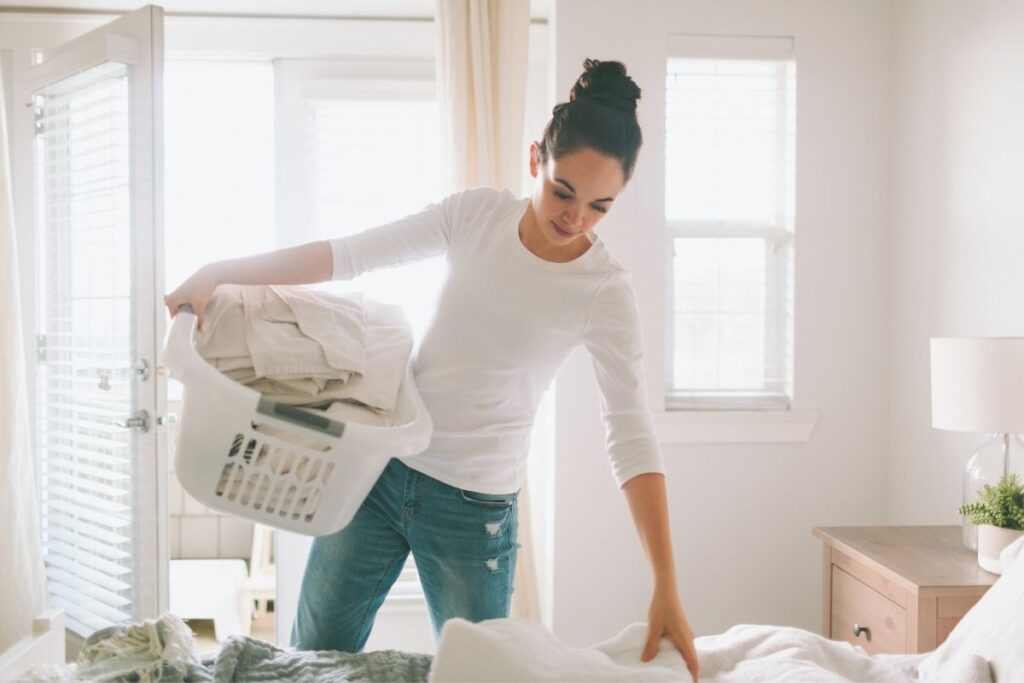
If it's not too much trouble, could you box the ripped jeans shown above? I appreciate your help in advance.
[290,457,519,652]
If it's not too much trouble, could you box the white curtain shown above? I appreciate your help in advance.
[433,0,541,622]
[0,57,49,653]
[434,0,530,193]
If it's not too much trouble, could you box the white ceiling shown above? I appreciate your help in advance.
[0,0,550,20]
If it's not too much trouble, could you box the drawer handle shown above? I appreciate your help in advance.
[852,623,872,641]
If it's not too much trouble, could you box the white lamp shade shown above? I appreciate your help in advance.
[930,337,1024,432]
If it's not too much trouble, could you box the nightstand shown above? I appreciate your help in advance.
[812,526,998,654]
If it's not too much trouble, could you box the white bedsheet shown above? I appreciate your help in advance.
[429,617,992,683]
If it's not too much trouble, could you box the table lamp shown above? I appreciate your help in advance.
[930,337,1024,551]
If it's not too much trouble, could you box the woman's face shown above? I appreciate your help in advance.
[527,142,626,248]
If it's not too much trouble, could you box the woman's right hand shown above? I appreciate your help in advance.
[164,264,220,331]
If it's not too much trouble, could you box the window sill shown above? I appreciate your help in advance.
[653,410,819,444]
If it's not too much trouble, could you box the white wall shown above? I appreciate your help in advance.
[888,1,1024,521]
[549,0,893,644]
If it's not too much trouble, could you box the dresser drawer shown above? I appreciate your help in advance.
[830,565,907,655]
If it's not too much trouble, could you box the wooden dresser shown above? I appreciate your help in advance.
[812,526,998,654]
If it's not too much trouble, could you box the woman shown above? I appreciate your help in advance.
[165,58,699,681]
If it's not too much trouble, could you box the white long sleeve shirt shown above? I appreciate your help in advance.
[329,187,665,494]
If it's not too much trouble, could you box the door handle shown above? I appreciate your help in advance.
[78,358,151,389]
[116,409,150,433]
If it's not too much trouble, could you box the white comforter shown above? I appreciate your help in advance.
[430,531,1023,683]
[429,618,990,683]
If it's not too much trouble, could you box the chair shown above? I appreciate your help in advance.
[242,523,276,620]
[169,558,251,640]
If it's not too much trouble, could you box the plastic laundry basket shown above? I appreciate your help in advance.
[161,304,433,536]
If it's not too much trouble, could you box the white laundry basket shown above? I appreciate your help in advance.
[161,304,433,536]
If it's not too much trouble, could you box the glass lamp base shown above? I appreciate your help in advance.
[962,520,978,552]
[962,432,1024,551]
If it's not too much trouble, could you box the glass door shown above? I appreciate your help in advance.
[26,4,166,638]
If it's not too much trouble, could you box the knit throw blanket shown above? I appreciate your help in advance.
[23,612,432,682]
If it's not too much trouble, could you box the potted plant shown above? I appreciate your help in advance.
[958,473,1024,574]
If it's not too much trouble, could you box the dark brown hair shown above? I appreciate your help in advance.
[537,58,643,182]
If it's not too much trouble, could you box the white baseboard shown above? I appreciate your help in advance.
[0,609,66,682]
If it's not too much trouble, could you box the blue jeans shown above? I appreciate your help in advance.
[290,457,519,652]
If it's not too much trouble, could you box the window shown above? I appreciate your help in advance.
[164,60,276,317]
[166,58,439,609]
[29,6,164,637]
[275,62,441,607]
[274,60,444,341]
[163,56,438,636]
[164,59,276,413]
[34,60,136,638]
[665,35,796,411]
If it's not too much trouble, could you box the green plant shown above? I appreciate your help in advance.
[958,473,1024,530]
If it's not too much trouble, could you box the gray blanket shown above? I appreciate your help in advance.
[195,634,432,682]
[25,615,432,683]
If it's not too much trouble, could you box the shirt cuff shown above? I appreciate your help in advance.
[329,238,355,281]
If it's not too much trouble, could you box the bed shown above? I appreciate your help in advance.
[17,537,1023,682]
[430,535,1023,682]
[0,610,65,683]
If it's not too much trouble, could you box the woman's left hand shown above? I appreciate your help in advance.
[641,585,700,682]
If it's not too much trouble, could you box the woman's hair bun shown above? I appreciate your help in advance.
[540,58,644,182]
[569,58,641,113]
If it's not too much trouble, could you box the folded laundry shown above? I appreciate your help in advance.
[194,284,249,358]
[195,284,413,414]
[241,285,367,381]
[315,297,413,414]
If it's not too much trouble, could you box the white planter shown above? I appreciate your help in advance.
[977,524,1024,574]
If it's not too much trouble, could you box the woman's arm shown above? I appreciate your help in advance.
[166,190,470,328]
[164,240,332,328]
[622,472,700,682]
[204,240,333,287]
[579,272,698,678]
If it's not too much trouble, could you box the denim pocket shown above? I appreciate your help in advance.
[457,488,517,508]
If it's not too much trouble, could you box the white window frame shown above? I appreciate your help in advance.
[164,24,441,649]
[6,5,167,644]
[273,58,437,249]
[274,57,438,615]
[664,34,796,413]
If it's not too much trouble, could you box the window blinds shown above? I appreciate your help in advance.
[310,96,441,239]
[33,61,137,636]
[665,58,795,223]
[307,92,446,341]
[307,90,441,606]
[665,36,796,408]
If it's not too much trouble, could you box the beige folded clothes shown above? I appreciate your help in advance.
[195,284,412,414]
[241,285,367,381]
[197,284,364,383]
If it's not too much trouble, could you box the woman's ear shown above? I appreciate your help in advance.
[528,142,540,178]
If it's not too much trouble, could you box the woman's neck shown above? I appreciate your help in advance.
[518,208,593,263]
